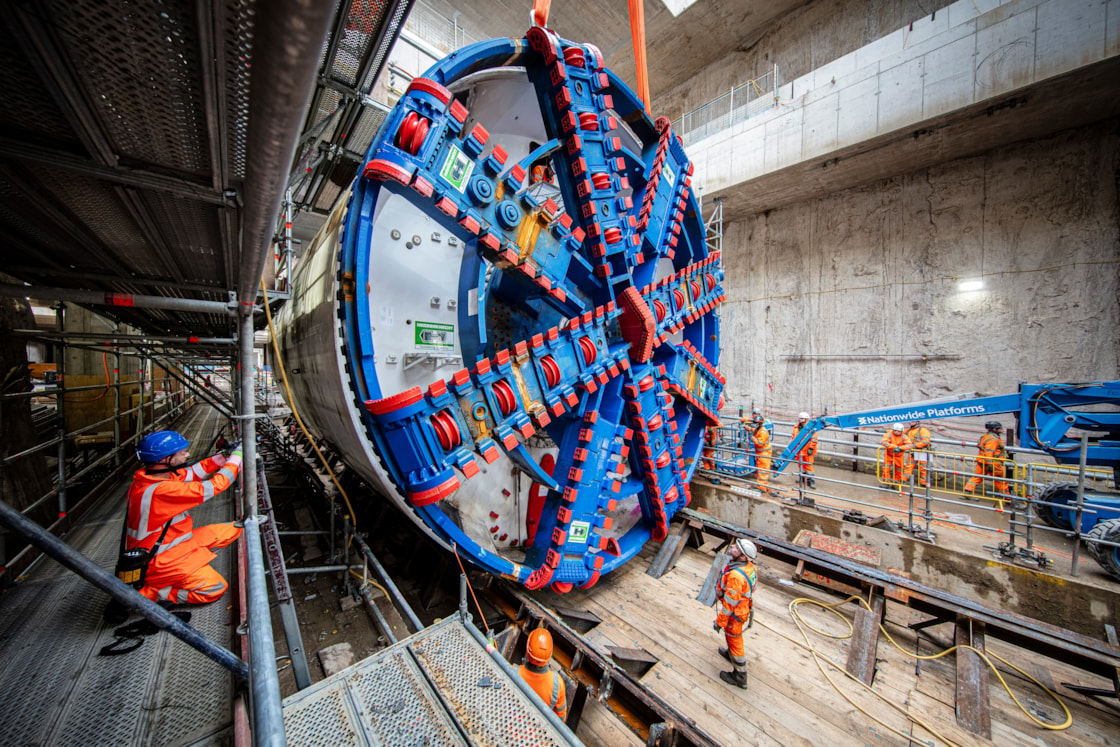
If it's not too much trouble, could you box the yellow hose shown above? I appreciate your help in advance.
[260,280,358,525]
[764,592,1073,746]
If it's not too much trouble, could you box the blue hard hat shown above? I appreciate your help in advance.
[137,430,189,463]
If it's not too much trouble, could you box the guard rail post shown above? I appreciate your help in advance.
[1070,434,1089,577]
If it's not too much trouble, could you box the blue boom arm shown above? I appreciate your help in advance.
[771,382,1120,476]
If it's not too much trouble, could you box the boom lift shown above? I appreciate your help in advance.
[769,382,1120,580]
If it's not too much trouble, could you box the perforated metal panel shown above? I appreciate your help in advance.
[52,2,210,176]
[411,623,567,747]
[283,618,573,747]
[348,649,467,747]
[0,20,74,140]
[223,0,255,181]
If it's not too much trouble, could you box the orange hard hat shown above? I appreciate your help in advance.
[526,628,553,665]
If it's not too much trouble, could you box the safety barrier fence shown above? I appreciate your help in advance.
[701,417,1119,576]
[671,67,779,147]
[1,371,193,524]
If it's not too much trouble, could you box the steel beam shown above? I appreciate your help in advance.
[485,583,721,747]
[845,587,883,685]
[678,508,1120,680]
[955,617,992,738]
[258,471,312,689]
[0,137,231,205]
[0,283,233,314]
[0,497,248,680]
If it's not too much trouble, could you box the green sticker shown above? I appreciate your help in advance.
[440,145,474,193]
[569,521,591,544]
[415,321,455,349]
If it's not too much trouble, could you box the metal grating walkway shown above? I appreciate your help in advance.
[283,617,575,747]
[0,407,239,746]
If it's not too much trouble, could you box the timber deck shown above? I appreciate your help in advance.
[532,541,1120,747]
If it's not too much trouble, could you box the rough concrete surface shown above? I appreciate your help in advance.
[717,119,1120,413]
[318,641,356,677]
[656,0,933,119]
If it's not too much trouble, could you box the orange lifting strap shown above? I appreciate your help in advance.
[533,0,551,27]
[628,0,651,112]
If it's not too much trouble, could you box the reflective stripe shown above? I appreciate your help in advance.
[126,482,164,541]
[176,589,189,603]
[202,480,215,500]
[157,586,173,601]
[190,462,209,479]
[549,673,559,708]
[156,531,194,554]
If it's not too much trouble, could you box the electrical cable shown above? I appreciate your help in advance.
[348,568,394,610]
[765,591,1074,746]
[260,280,358,525]
[451,541,490,633]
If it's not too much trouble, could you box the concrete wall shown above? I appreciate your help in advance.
[717,118,1120,413]
[687,0,1120,200]
[655,0,932,119]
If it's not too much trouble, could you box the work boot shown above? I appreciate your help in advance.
[807,478,816,489]
[719,669,748,689]
[718,647,733,664]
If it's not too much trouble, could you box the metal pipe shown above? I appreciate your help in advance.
[358,584,397,645]
[461,614,583,746]
[458,573,469,624]
[353,533,424,633]
[11,329,238,346]
[0,497,248,679]
[243,516,288,746]
[54,303,67,520]
[152,357,236,418]
[0,284,234,314]
[239,314,257,519]
[285,564,363,574]
[236,0,335,306]
[1070,434,1088,576]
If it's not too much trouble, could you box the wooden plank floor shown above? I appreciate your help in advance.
[535,543,1120,747]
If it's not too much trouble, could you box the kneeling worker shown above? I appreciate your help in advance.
[713,538,758,689]
[518,628,568,721]
[126,430,243,606]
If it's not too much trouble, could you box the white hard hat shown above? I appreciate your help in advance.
[734,538,758,560]
[798,412,810,420]
[892,423,904,432]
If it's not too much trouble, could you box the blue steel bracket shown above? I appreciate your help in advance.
[351,28,726,592]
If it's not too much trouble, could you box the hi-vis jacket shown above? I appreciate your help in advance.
[976,432,1007,461]
[716,560,757,628]
[126,453,242,576]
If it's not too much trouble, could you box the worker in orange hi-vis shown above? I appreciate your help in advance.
[125,431,243,607]
[880,423,912,484]
[964,421,1011,498]
[792,412,818,489]
[749,412,772,493]
[702,425,718,470]
[713,537,758,690]
[904,420,932,487]
[518,628,568,721]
